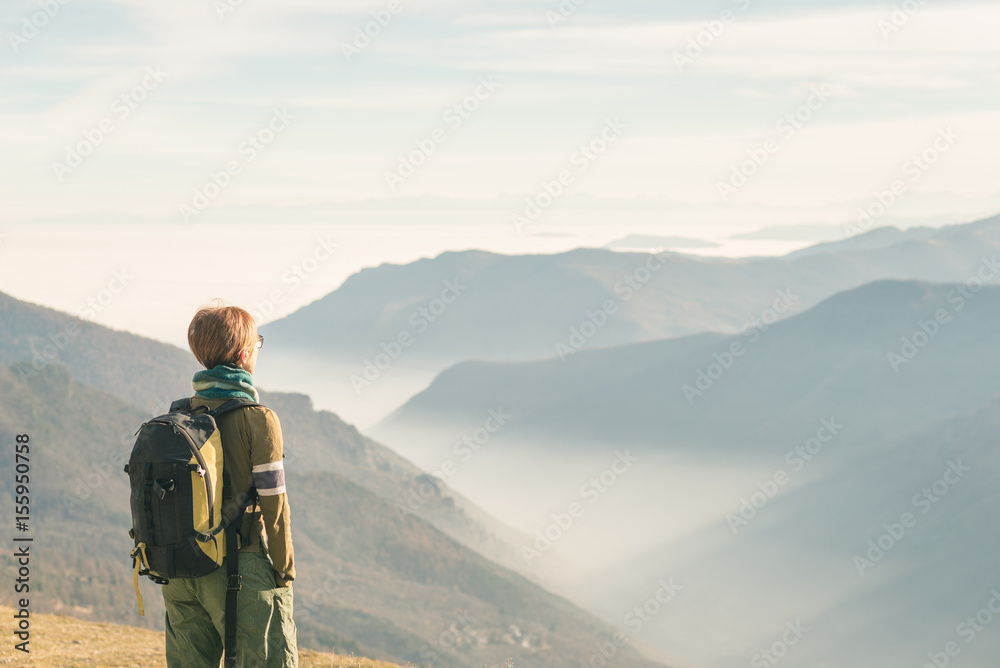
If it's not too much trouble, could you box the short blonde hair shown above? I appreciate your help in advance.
[187,302,257,370]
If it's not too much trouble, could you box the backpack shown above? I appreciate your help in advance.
[125,397,259,668]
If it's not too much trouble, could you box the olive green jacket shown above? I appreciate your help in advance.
[190,396,295,587]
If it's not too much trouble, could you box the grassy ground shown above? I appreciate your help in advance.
[0,606,403,667]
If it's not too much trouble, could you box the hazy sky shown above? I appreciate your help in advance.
[2,0,999,348]
[3,0,999,233]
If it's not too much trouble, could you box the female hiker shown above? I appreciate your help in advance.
[162,303,297,667]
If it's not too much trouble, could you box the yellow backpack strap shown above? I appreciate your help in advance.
[129,543,151,616]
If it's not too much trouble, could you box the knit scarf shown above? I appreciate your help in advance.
[192,364,259,402]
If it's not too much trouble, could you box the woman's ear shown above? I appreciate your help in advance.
[238,348,249,366]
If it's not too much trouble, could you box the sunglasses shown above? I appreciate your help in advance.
[256,334,264,349]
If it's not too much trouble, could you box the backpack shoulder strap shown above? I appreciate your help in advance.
[209,398,262,418]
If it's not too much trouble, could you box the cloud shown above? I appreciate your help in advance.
[2,1,998,225]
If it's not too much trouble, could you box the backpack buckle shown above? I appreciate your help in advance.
[227,574,243,592]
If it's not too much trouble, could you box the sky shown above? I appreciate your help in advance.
[3,0,999,223]
[1,0,999,342]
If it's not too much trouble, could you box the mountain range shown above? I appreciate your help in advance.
[375,279,1000,450]
[0,293,665,668]
[257,213,1000,427]
[370,278,1000,667]
[262,214,1000,359]
[6,212,1000,667]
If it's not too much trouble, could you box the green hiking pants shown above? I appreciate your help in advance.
[163,550,298,668]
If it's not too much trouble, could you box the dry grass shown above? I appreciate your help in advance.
[297,649,403,668]
[0,606,402,668]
